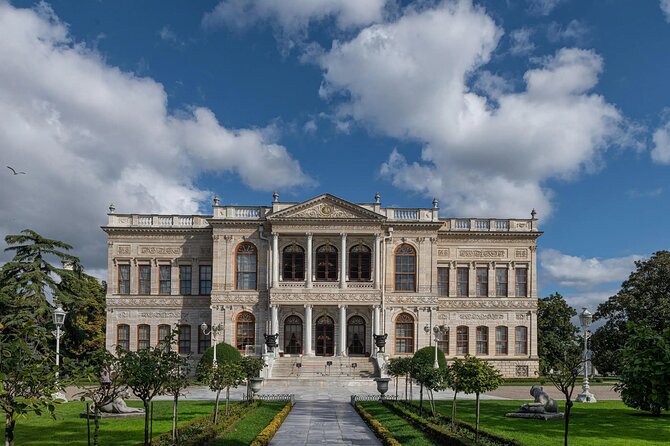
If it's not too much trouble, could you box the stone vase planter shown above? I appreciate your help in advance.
[374,334,387,353]
[374,377,390,399]
[250,377,264,395]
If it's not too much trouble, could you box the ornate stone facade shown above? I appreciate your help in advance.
[103,193,541,377]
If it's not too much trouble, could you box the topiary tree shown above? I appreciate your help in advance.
[615,323,670,416]
[411,346,447,415]
[196,342,242,381]
[207,361,245,422]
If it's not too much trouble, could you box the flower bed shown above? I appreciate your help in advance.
[249,402,293,446]
[354,403,402,446]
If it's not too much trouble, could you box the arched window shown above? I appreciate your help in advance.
[137,324,151,351]
[349,244,371,281]
[476,326,489,355]
[515,326,528,355]
[284,315,303,354]
[495,326,508,355]
[117,324,130,351]
[395,312,415,354]
[158,324,171,352]
[236,312,256,352]
[456,326,469,355]
[236,243,257,290]
[282,244,305,281]
[347,316,366,355]
[395,244,416,291]
[316,244,338,281]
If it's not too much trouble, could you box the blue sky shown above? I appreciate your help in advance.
[0,0,668,312]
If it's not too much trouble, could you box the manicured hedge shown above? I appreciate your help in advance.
[249,402,293,446]
[196,342,242,380]
[354,403,403,446]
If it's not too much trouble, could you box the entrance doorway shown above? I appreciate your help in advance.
[284,315,303,354]
[315,315,335,356]
[347,315,366,355]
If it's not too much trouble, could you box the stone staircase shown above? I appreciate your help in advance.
[269,356,377,379]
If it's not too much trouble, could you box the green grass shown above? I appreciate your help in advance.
[3,400,214,446]
[359,401,435,446]
[209,401,286,446]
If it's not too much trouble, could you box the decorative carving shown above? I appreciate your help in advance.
[290,204,360,219]
[118,245,131,255]
[438,248,450,256]
[138,311,182,318]
[515,249,528,258]
[458,313,505,320]
[516,313,529,321]
[139,246,181,255]
[270,293,380,304]
[441,299,537,310]
[388,296,439,305]
[458,249,507,258]
[107,297,210,308]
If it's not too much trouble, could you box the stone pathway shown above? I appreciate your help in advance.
[269,400,381,446]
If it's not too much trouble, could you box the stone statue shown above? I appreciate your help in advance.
[99,389,144,414]
[505,386,562,420]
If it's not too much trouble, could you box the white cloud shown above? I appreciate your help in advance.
[661,0,670,22]
[509,28,535,56]
[540,249,642,289]
[651,118,670,164]
[547,19,590,44]
[0,3,311,271]
[159,25,178,43]
[317,1,632,218]
[527,0,564,16]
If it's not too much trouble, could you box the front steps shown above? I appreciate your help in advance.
[269,356,377,379]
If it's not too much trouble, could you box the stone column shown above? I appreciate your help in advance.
[488,262,496,297]
[373,234,381,289]
[339,304,347,356]
[304,304,313,356]
[373,305,380,336]
[508,263,516,297]
[340,233,347,288]
[272,233,279,288]
[306,233,313,288]
[271,305,279,335]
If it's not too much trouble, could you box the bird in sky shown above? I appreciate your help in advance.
[7,166,26,175]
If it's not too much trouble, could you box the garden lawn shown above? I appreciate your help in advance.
[358,402,434,446]
[209,401,286,445]
[2,400,214,446]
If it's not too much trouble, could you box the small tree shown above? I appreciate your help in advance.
[538,293,579,373]
[208,361,245,423]
[615,323,670,416]
[411,346,447,415]
[196,342,242,381]
[387,357,407,399]
[543,347,584,446]
[447,358,468,429]
[453,356,503,443]
[163,352,191,445]
[240,357,265,400]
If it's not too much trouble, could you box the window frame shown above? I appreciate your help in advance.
[137,324,151,351]
[178,325,191,354]
[515,268,528,297]
[117,324,130,351]
[199,265,212,295]
[179,265,192,295]
[457,267,469,297]
[198,329,211,354]
[282,244,305,281]
[456,326,469,355]
[515,326,528,355]
[235,311,256,352]
[495,326,508,355]
[158,324,171,352]
[159,264,171,295]
[235,243,258,290]
[476,267,488,297]
[315,244,338,282]
[476,326,489,355]
[394,244,417,292]
[349,244,372,281]
[138,264,151,295]
[394,312,415,354]
[496,267,508,297]
[118,264,130,295]
[437,266,449,296]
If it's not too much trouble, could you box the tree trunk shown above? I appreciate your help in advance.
[225,387,230,416]
[172,395,179,445]
[475,392,481,444]
[213,390,221,424]
[419,383,424,416]
[429,389,436,417]
[451,391,458,430]
[404,374,408,400]
[564,399,573,446]
[395,376,398,399]
[93,407,101,446]
[5,414,15,446]
[143,400,150,446]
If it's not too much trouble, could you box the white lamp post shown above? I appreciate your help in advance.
[576,307,597,403]
[425,323,447,369]
[52,305,67,402]
[201,322,224,368]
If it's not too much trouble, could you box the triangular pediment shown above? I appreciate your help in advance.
[268,194,386,221]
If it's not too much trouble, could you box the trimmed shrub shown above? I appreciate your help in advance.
[354,404,402,446]
[413,346,448,369]
[249,402,293,446]
[196,342,242,380]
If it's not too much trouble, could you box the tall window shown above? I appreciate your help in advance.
[159,265,171,295]
[282,244,305,281]
[236,312,256,351]
[117,324,130,351]
[199,265,212,295]
[476,326,489,355]
[395,313,415,354]
[496,268,508,297]
[199,330,211,354]
[179,265,192,295]
[437,267,449,296]
[137,324,151,350]
[178,325,191,354]
[139,265,151,294]
[476,267,488,297]
[456,326,469,355]
[515,326,528,355]
[118,264,130,295]
[236,243,257,290]
[316,244,338,281]
[395,244,416,292]
[436,327,449,354]
[515,268,528,297]
[158,324,171,352]
[495,326,508,355]
[349,244,371,281]
[457,267,469,297]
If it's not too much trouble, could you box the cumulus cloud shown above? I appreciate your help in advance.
[0,2,311,271]
[540,249,642,289]
[662,0,670,22]
[651,117,670,164]
[509,28,535,56]
[527,0,565,16]
[317,1,632,218]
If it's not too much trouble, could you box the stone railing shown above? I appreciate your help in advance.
[213,206,269,219]
[106,214,208,228]
[442,218,536,232]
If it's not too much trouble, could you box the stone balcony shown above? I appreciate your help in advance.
[269,284,381,306]
[106,214,210,228]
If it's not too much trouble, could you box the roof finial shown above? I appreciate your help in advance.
[273,191,279,203]
[531,208,537,220]
[374,192,380,204]
[432,197,439,209]
[213,194,220,206]
[108,203,115,214]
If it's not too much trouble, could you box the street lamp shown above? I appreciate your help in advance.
[576,308,597,403]
[425,323,447,369]
[201,322,224,368]
[53,305,67,402]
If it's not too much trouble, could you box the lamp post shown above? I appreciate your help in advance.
[424,323,447,369]
[576,308,597,403]
[201,322,224,368]
[53,305,67,402]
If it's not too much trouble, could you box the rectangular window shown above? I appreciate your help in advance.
[117,325,129,351]
[496,268,508,297]
[139,264,151,295]
[437,267,449,296]
[457,267,469,297]
[476,268,488,297]
[158,324,171,352]
[516,326,528,355]
[476,326,488,355]
[179,265,192,295]
[456,326,468,355]
[496,326,508,355]
[118,264,130,295]
[515,268,528,297]
[199,265,212,295]
[178,325,191,354]
[436,329,449,355]
[199,330,211,354]
[137,325,150,351]
[159,265,171,295]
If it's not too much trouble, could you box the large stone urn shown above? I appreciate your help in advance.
[374,334,388,353]
[249,377,264,398]
[264,333,279,352]
[374,378,391,400]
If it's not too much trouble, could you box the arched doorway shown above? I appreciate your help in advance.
[347,316,366,356]
[284,315,303,354]
[315,315,335,356]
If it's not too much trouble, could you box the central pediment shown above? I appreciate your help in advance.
[268,194,386,221]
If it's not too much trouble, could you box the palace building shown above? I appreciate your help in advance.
[103,193,541,377]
